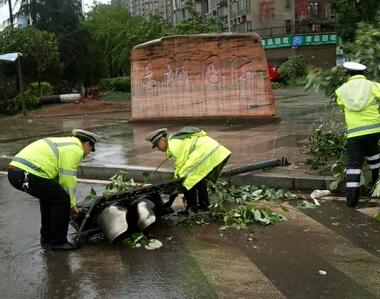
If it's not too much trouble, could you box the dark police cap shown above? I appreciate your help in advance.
[145,128,167,148]
[72,129,100,152]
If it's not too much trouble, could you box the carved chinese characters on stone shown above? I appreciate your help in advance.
[131,33,275,120]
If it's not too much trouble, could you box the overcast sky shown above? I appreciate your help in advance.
[0,0,110,26]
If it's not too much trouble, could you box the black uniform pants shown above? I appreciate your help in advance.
[182,155,231,212]
[346,133,380,207]
[182,180,209,212]
[8,168,70,245]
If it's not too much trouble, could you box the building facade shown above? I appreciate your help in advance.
[112,0,336,37]
[207,0,335,35]
[112,0,168,19]
[170,0,208,25]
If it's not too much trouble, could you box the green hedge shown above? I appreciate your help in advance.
[98,76,131,92]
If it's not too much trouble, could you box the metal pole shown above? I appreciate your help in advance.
[227,0,231,32]
[17,58,26,116]
[221,157,288,177]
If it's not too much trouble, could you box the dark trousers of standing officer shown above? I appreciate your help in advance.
[182,156,230,212]
[7,168,70,245]
[182,180,209,212]
[345,133,380,207]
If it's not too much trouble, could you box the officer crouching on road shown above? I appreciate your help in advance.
[146,127,231,213]
[335,62,380,207]
[7,129,100,251]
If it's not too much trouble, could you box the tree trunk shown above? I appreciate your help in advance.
[7,0,14,26]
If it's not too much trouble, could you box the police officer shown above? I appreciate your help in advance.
[146,127,231,212]
[7,129,100,250]
[335,62,380,207]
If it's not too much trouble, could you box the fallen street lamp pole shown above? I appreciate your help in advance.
[71,157,289,243]
[221,157,289,177]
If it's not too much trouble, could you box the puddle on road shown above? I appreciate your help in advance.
[0,176,219,298]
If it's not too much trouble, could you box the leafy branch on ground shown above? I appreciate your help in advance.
[84,174,294,240]
[103,171,139,195]
[83,171,163,250]
[178,180,292,229]
[305,67,346,100]
[301,108,346,170]
[121,232,162,250]
[374,212,380,222]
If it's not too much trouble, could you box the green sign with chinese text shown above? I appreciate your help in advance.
[262,33,340,49]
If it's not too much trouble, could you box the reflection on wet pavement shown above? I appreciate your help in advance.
[0,89,340,172]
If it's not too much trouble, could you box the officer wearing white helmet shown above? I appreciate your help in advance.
[146,127,231,213]
[335,62,380,207]
[8,129,100,250]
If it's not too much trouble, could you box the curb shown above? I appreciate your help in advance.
[0,156,335,191]
[0,123,113,143]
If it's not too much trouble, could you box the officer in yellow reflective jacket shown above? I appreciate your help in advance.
[335,62,380,207]
[7,129,100,251]
[146,127,231,212]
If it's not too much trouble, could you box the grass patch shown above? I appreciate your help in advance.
[100,91,131,102]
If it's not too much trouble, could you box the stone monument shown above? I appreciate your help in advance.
[131,33,275,121]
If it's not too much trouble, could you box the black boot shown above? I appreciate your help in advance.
[49,241,80,251]
[346,188,360,207]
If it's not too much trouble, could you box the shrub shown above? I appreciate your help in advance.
[271,82,282,89]
[16,82,54,108]
[98,76,131,92]
[0,100,18,115]
[278,55,308,85]
[27,82,54,98]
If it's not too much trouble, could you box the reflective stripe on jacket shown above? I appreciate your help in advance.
[167,130,231,190]
[335,75,380,138]
[10,137,84,208]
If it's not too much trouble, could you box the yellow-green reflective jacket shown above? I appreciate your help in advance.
[10,137,84,208]
[335,75,380,138]
[166,130,231,190]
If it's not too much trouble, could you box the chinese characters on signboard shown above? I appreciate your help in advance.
[262,33,339,49]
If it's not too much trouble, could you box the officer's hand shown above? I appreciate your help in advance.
[70,206,80,221]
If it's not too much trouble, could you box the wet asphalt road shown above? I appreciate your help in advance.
[1,174,379,298]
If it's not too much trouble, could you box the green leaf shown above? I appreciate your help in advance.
[297,200,316,209]
[374,212,380,222]
[329,181,338,191]
[144,239,163,250]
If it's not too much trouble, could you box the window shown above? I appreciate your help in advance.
[285,19,291,33]
[246,21,252,31]
[309,1,319,17]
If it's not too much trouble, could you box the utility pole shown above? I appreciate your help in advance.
[17,57,26,116]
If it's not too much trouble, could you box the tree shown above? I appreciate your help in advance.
[16,0,105,87]
[0,0,15,26]
[173,1,223,34]
[0,26,61,85]
[345,13,380,81]
[84,3,223,78]
[306,11,380,97]
[327,0,380,41]
[84,4,173,77]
